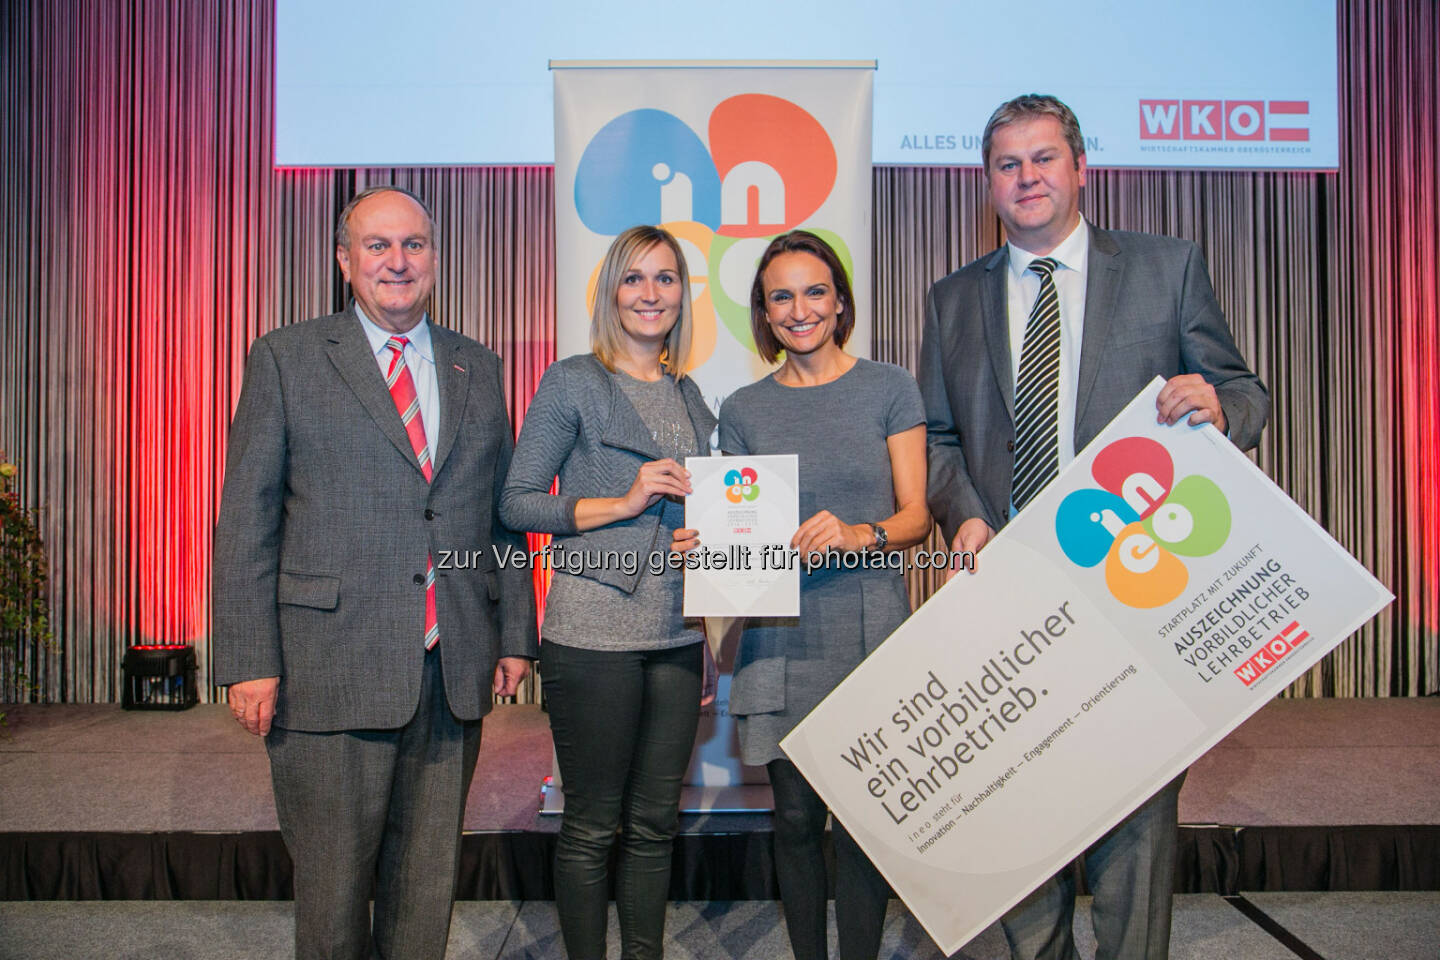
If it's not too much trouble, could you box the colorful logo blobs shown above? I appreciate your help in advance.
[708,95,837,238]
[1146,475,1230,556]
[1090,436,1173,519]
[724,467,760,503]
[576,96,844,356]
[1055,489,1140,568]
[1054,436,1231,609]
[574,109,721,233]
[1105,523,1191,608]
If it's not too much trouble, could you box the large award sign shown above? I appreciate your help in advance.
[781,379,1392,954]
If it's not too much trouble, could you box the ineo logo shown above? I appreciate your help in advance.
[724,467,759,504]
[1054,437,1231,609]
[574,96,852,362]
[1137,99,1310,142]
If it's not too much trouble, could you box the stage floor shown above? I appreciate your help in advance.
[2,697,1438,833]
[3,894,1439,960]
[1,697,1438,908]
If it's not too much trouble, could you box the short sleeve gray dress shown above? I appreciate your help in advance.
[719,359,926,765]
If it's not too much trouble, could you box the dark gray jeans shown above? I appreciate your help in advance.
[769,758,891,960]
[541,639,703,960]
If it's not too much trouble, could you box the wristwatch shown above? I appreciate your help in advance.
[866,522,888,551]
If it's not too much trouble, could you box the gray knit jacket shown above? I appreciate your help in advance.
[499,353,718,594]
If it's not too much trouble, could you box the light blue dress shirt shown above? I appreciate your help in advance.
[355,305,440,451]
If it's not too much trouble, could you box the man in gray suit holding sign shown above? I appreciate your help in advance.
[919,95,1268,960]
[214,185,537,960]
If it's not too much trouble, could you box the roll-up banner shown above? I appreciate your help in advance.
[553,60,875,410]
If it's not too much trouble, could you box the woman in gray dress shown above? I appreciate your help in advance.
[676,231,931,959]
[501,225,716,960]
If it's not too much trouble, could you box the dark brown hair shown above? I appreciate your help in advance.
[748,231,855,364]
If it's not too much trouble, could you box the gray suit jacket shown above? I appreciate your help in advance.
[212,307,538,731]
[500,353,717,594]
[920,224,1269,543]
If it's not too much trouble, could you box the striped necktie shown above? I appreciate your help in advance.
[384,336,438,650]
[1011,257,1062,512]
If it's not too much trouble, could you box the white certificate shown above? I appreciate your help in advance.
[780,378,1393,954]
[683,455,800,617]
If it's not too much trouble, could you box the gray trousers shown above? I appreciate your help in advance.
[1001,773,1186,960]
[266,649,483,960]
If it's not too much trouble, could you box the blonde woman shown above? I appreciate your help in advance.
[501,225,716,960]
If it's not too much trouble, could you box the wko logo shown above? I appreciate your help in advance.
[574,96,852,362]
[1055,437,1231,609]
[1233,620,1311,687]
[1138,100,1310,142]
[724,467,760,504]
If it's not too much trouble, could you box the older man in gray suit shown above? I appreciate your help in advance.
[213,185,537,960]
[919,95,1268,960]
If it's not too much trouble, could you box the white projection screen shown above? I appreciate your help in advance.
[275,0,1338,171]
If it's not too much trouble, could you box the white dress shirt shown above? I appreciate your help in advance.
[1006,216,1089,517]
[355,305,440,450]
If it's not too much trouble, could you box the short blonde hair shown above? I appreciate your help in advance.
[591,226,695,377]
[982,94,1086,172]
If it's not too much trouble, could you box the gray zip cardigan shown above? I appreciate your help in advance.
[499,353,718,594]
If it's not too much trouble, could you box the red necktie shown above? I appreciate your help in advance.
[385,336,438,650]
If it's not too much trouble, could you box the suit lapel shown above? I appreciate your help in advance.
[1075,224,1122,444]
[323,309,427,476]
[430,328,469,478]
[981,247,1015,424]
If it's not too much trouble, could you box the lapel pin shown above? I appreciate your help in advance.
[453,363,466,372]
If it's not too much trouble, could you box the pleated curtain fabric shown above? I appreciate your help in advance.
[0,0,1435,702]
